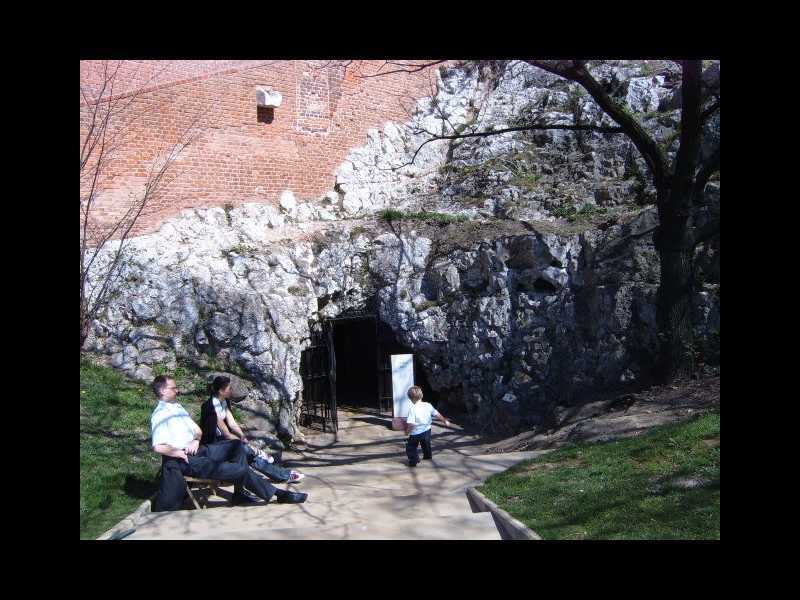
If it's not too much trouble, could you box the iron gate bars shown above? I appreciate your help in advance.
[299,320,337,433]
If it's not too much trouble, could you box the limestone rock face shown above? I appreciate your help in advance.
[84,60,719,437]
[206,372,253,401]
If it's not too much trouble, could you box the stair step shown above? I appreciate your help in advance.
[130,490,475,538]
[129,511,502,540]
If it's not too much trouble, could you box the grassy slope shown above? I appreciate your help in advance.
[478,411,720,540]
[79,357,206,539]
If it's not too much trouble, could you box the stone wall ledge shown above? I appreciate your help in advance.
[466,486,542,540]
[96,499,152,540]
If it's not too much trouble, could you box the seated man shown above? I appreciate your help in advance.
[200,375,305,484]
[150,375,308,512]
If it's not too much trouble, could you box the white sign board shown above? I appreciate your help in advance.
[391,354,414,430]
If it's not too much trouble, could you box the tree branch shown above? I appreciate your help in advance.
[700,99,719,125]
[358,60,448,78]
[526,60,669,190]
[394,122,624,169]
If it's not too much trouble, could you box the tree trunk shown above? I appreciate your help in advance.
[655,60,704,382]
[80,298,90,351]
[655,206,695,381]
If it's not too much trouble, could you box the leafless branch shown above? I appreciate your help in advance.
[391,122,624,170]
[526,60,669,190]
[700,99,720,125]
[80,59,217,348]
[357,60,448,78]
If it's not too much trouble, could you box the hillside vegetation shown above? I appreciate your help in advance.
[478,411,720,540]
[80,357,207,539]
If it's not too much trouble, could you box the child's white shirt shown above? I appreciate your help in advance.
[405,401,439,436]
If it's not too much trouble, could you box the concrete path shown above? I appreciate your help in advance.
[127,408,544,540]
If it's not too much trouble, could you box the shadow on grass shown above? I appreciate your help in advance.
[588,485,720,540]
[502,465,720,540]
[124,474,159,500]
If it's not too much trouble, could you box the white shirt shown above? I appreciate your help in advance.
[151,400,197,449]
[212,397,227,437]
[405,401,439,436]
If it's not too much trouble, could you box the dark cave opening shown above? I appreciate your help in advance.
[331,316,378,409]
[328,315,438,413]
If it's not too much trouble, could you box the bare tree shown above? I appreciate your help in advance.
[80,60,207,350]
[357,59,720,382]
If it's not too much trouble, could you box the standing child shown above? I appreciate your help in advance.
[404,386,449,467]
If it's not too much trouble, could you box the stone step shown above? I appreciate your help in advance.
[129,511,502,540]
[129,489,475,539]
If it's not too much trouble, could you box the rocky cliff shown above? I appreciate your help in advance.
[83,60,720,438]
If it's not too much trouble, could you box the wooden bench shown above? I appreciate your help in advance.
[184,477,234,510]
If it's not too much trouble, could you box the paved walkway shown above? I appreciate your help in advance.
[126,408,543,540]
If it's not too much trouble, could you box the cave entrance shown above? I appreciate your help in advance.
[330,315,381,411]
[332,315,437,414]
[300,311,438,432]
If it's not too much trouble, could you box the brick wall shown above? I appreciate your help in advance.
[80,60,441,237]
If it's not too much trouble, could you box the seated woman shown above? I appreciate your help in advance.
[200,376,305,484]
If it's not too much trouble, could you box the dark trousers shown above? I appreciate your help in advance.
[405,429,433,465]
[243,444,292,482]
[153,439,279,512]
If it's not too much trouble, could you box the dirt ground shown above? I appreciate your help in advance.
[484,375,720,453]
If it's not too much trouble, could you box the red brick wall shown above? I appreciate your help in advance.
[80,60,441,237]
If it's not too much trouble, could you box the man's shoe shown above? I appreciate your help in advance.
[276,491,308,504]
[422,456,432,460]
[288,471,305,484]
[408,461,418,467]
[230,490,261,505]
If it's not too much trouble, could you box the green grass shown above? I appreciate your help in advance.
[509,172,541,190]
[377,208,470,225]
[79,357,208,539]
[478,411,720,540]
[552,202,608,223]
[228,243,257,256]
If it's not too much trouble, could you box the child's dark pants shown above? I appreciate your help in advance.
[406,429,433,466]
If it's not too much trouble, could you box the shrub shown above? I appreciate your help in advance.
[378,209,469,225]
[378,208,404,222]
[228,243,256,256]
[205,356,226,372]
[553,203,607,223]
[154,322,176,337]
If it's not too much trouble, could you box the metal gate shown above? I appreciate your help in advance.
[376,319,395,413]
[299,320,338,433]
[301,316,410,425]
